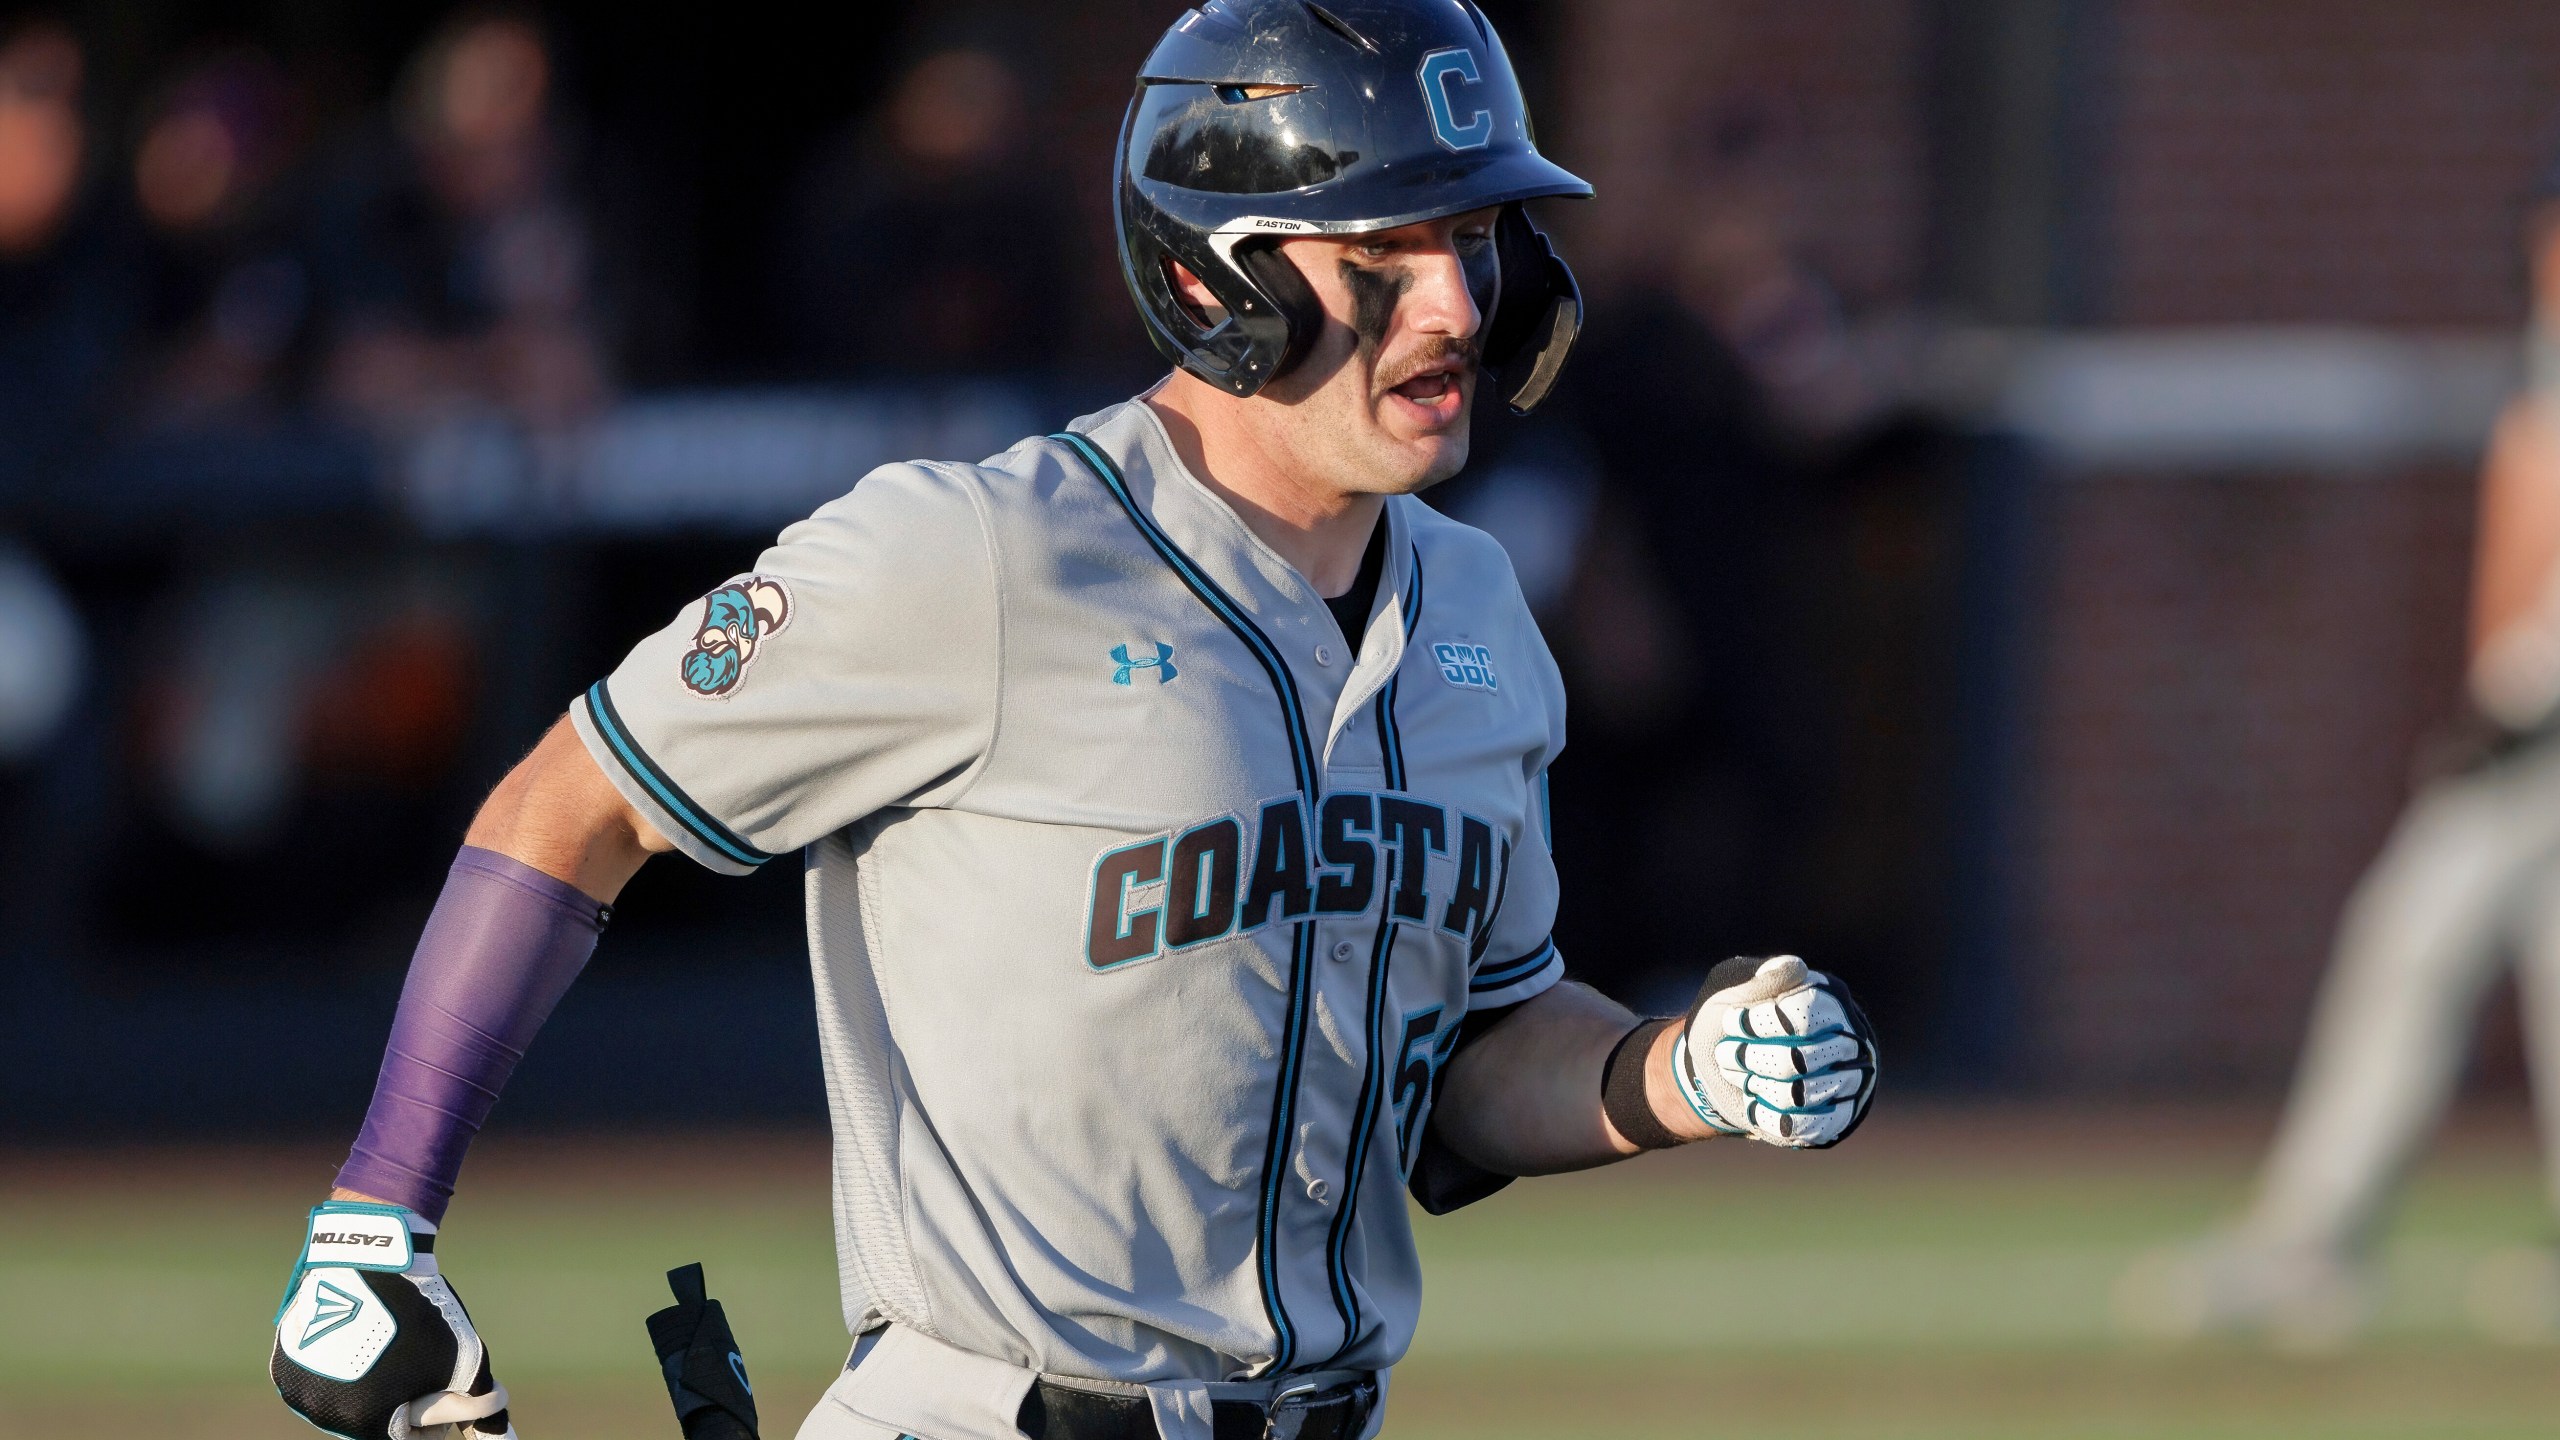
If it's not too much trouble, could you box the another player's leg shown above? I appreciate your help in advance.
[2249,776,2532,1248]
[2119,760,2559,1345]
[2467,855,2560,1340]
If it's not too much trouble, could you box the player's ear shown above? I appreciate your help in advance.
[1165,259,1227,326]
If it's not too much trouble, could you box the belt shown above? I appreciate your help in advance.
[1018,1375,1378,1440]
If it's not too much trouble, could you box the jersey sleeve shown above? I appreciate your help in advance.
[571,461,1000,874]
[1413,766,1560,1217]
[1415,764,1560,1217]
[1463,769,1562,1008]
[1462,619,1567,1011]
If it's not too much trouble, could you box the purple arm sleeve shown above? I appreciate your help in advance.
[335,845,610,1221]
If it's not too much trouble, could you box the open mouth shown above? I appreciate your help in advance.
[1384,366,1466,425]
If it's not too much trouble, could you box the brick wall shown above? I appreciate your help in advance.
[1555,0,1927,306]
[2108,0,2560,326]
[2018,3,2557,1085]
[2021,466,2477,1086]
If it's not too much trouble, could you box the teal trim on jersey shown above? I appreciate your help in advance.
[584,682,771,869]
[1470,936,1556,992]
[1370,682,1403,790]
[1319,853,1406,1366]
[1054,428,1321,1372]
[1401,545,1425,642]
[1262,920,1318,1368]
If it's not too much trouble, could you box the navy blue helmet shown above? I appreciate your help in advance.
[1116,0,1592,412]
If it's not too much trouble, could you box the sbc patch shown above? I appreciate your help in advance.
[1432,641,1498,693]
[681,576,792,698]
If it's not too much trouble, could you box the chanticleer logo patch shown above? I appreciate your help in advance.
[681,576,792,698]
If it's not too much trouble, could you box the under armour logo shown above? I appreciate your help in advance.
[301,1279,363,1347]
[1111,643,1178,685]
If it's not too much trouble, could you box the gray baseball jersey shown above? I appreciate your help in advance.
[571,398,1565,1427]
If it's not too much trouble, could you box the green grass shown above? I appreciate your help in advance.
[4,1108,2557,1438]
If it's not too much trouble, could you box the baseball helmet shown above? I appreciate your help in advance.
[1116,0,1592,413]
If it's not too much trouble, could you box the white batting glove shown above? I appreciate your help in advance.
[1673,955,1878,1148]
[271,1202,517,1439]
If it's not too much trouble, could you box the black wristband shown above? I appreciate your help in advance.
[1601,1017,1682,1151]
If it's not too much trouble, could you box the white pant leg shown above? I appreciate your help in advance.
[2509,852,2560,1214]
[2244,757,2560,1255]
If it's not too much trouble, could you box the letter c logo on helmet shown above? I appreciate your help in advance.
[1417,48,1491,152]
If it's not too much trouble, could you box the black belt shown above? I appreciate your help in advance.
[1018,1374,1378,1440]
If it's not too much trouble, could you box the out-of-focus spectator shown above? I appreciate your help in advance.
[128,48,312,424]
[1674,202,1894,452]
[131,555,474,854]
[782,46,1078,378]
[1659,92,1906,457]
[0,21,142,499]
[0,22,80,256]
[307,11,610,435]
[133,51,299,235]
[0,538,81,761]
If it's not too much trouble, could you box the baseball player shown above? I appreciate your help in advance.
[2118,160,2560,1348]
[266,4,1880,1438]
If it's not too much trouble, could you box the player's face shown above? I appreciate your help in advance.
[1263,209,1498,496]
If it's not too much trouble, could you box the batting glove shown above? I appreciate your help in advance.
[1674,955,1878,1148]
[271,1201,517,1440]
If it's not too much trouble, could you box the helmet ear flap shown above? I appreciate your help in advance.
[1233,240,1322,387]
[1483,203,1583,414]
[1143,235,1319,397]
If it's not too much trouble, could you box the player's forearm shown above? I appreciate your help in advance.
[1429,982,1720,1175]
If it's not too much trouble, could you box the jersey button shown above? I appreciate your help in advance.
[1307,1177,1330,1204]
[1330,940,1356,963]
[1314,645,1334,666]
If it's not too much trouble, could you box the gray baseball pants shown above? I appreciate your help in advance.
[2246,735,2560,1255]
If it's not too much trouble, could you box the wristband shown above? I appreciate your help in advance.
[1600,1017,1682,1150]
[1672,1031,1744,1135]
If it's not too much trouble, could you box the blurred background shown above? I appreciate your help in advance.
[7,0,2560,1436]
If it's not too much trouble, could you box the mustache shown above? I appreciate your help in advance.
[1373,335,1481,392]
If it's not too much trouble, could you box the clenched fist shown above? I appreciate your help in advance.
[1674,955,1878,1148]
